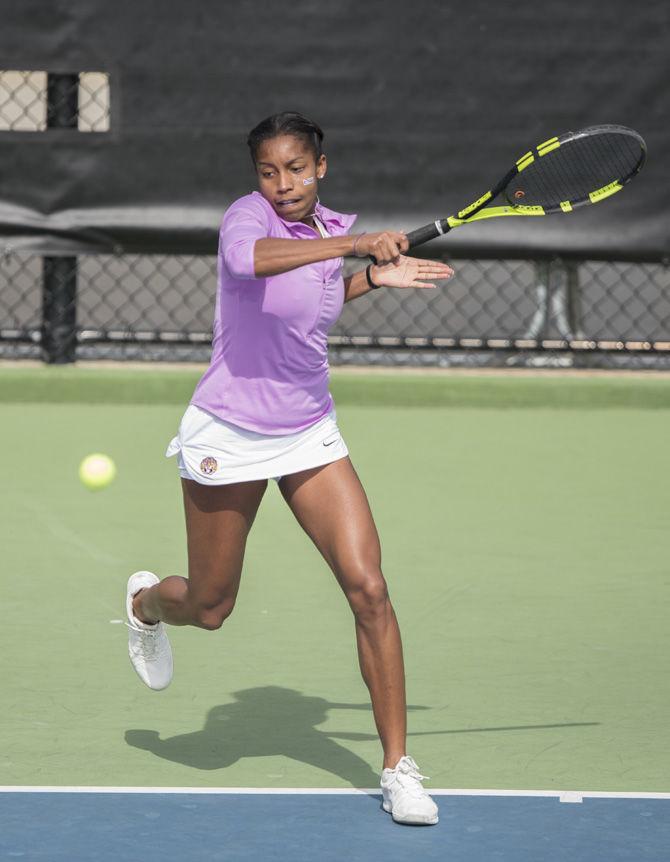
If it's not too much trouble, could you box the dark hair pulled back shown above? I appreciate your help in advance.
[247,112,324,163]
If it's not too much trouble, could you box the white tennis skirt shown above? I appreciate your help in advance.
[165,404,349,485]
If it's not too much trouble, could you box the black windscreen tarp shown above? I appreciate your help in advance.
[1,0,668,259]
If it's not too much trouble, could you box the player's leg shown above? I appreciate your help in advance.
[279,457,438,823]
[133,477,268,629]
[278,457,406,768]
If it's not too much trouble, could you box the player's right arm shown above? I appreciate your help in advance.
[220,198,408,279]
[253,231,408,277]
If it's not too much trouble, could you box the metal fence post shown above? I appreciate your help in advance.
[42,257,77,363]
[524,259,552,340]
[42,72,79,363]
[563,260,584,339]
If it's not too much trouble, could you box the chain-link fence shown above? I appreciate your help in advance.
[1,250,669,368]
[0,70,110,132]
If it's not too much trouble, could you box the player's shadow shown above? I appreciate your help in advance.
[125,686,600,786]
[125,685,427,787]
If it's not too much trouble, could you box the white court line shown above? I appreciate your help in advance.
[0,787,669,800]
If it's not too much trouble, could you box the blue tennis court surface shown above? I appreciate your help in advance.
[1,790,669,861]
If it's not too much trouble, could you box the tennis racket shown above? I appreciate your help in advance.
[404,124,646,250]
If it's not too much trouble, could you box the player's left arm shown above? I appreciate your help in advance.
[343,256,454,303]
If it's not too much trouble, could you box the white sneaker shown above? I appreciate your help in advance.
[381,755,439,825]
[126,571,173,691]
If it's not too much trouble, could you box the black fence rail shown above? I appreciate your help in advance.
[1,251,669,369]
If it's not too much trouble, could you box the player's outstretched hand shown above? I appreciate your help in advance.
[354,231,409,265]
[370,255,454,289]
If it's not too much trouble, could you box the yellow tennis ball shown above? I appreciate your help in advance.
[79,453,116,490]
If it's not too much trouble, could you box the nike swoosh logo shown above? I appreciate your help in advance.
[323,437,338,447]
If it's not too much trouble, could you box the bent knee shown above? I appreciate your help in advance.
[192,597,236,631]
[347,572,390,619]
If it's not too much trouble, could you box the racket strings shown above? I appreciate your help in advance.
[505,131,644,210]
[521,138,609,204]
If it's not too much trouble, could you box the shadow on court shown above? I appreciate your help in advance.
[126,686,402,786]
[126,686,386,785]
[125,686,599,787]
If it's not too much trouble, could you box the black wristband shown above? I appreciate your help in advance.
[365,264,381,290]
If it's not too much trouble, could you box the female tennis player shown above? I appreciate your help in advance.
[125,112,453,825]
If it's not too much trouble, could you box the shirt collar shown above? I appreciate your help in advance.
[251,191,357,234]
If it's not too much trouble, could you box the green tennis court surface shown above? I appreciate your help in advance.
[2,367,669,793]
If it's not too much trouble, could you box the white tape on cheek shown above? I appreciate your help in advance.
[303,176,315,185]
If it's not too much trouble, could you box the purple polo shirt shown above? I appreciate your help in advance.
[190,191,357,434]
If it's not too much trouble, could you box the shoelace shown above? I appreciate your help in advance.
[392,757,431,798]
[126,621,164,660]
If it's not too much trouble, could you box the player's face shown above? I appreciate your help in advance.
[255,135,326,222]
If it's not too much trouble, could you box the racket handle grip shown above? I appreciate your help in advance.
[368,219,450,264]
[406,220,450,249]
